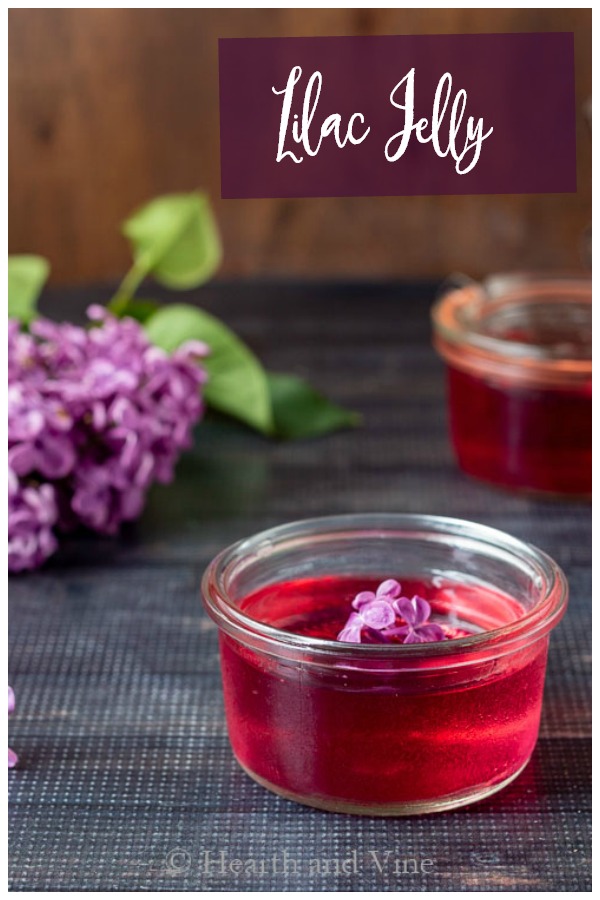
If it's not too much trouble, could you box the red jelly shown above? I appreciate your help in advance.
[202,516,567,815]
[223,576,543,808]
[433,274,591,495]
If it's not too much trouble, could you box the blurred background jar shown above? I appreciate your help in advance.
[432,273,592,497]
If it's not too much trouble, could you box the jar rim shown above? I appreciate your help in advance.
[201,514,568,664]
[431,272,591,386]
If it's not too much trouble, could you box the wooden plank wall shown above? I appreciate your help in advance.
[8,9,592,284]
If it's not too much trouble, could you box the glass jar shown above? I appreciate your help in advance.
[432,273,591,495]
[202,514,567,815]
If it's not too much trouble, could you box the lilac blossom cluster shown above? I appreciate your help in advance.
[8,307,208,572]
[337,579,447,644]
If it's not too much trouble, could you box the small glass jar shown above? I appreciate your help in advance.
[202,514,567,816]
[432,273,591,495]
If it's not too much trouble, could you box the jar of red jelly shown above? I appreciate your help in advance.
[202,514,567,815]
[432,273,591,495]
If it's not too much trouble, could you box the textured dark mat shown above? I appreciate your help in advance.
[9,281,591,891]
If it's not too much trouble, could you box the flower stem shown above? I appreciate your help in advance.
[108,260,148,317]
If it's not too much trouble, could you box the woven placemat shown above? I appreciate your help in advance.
[9,282,591,891]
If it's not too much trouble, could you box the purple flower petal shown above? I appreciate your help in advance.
[360,600,396,630]
[8,443,38,476]
[8,686,17,769]
[352,591,376,610]
[174,340,210,361]
[392,596,418,625]
[36,433,77,479]
[401,630,425,644]
[337,613,363,643]
[412,595,432,626]
[415,623,447,642]
[376,579,402,599]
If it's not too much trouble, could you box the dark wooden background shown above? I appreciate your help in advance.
[8,9,592,285]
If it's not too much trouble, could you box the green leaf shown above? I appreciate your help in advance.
[115,298,160,324]
[8,255,50,323]
[267,372,361,439]
[145,303,273,434]
[122,192,222,291]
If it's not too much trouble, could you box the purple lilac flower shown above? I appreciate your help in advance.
[8,686,18,769]
[337,579,401,642]
[8,384,75,479]
[8,308,209,569]
[337,579,447,645]
[387,596,447,644]
[8,469,58,572]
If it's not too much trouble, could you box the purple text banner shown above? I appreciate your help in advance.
[219,33,576,199]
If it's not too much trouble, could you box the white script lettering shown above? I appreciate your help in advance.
[272,66,493,174]
[385,68,493,174]
[272,66,371,163]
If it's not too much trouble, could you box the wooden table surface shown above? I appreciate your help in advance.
[8,281,591,891]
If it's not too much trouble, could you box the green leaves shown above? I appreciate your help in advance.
[8,255,50,323]
[123,192,222,289]
[144,304,359,439]
[7,190,359,441]
[115,191,358,439]
[267,372,361,439]
[145,304,273,435]
[110,192,222,314]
